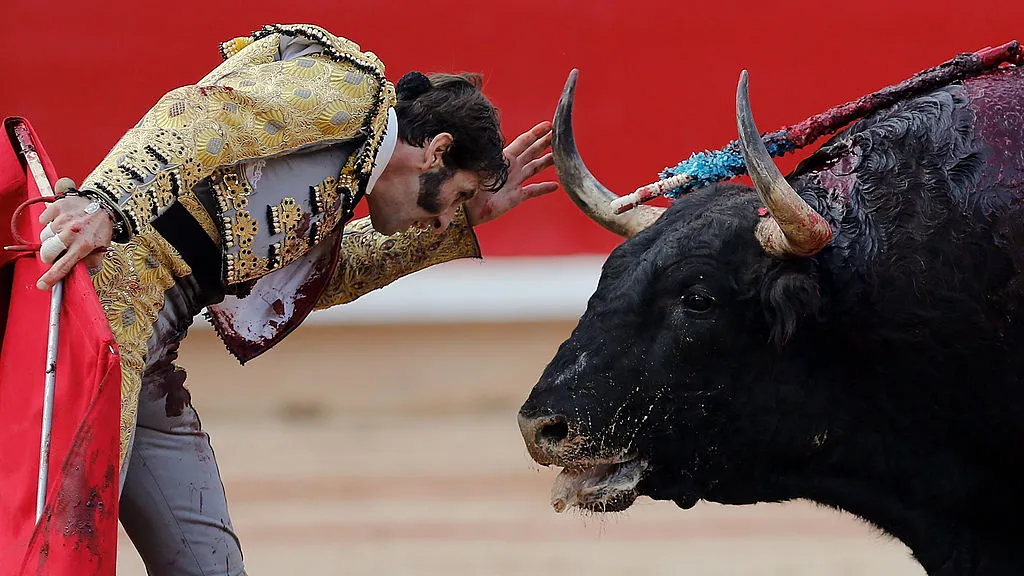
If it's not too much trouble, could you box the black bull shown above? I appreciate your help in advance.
[518,65,1024,575]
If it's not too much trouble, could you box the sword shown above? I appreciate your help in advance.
[11,121,63,525]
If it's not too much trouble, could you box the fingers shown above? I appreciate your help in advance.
[521,181,560,199]
[38,191,83,224]
[38,201,60,225]
[519,131,553,164]
[83,247,108,273]
[39,231,69,265]
[504,121,553,158]
[37,243,91,290]
[522,152,554,180]
[39,222,56,243]
[34,203,115,289]
[482,181,559,223]
[38,197,79,226]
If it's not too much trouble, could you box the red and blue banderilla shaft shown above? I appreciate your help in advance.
[613,40,1024,214]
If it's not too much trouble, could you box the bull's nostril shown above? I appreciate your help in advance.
[538,417,569,445]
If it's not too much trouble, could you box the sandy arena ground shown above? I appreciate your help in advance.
[114,322,925,575]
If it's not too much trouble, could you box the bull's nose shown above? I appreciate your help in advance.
[518,412,573,466]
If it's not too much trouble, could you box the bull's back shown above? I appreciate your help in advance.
[963,66,1024,216]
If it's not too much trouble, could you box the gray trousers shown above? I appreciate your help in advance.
[118,275,246,576]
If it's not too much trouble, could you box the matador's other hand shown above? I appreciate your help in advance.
[465,121,558,226]
[35,180,114,290]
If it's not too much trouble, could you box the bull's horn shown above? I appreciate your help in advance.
[735,70,833,257]
[553,69,664,238]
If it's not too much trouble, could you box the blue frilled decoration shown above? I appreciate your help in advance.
[653,41,1024,200]
[657,136,797,198]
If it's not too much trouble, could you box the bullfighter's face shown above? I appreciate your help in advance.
[367,133,480,235]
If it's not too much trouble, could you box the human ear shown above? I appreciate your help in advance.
[423,132,454,170]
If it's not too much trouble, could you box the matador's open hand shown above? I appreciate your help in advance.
[465,121,558,226]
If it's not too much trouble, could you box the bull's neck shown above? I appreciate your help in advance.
[772,367,1024,576]
[780,470,1023,575]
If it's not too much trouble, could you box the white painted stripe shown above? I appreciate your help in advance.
[194,255,608,328]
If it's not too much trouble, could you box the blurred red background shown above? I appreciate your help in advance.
[2,0,1021,256]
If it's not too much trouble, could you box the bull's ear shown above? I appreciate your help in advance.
[762,273,821,346]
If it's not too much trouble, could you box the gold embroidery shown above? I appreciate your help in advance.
[216,36,261,63]
[313,179,342,246]
[175,188,221,245]
[278,197,304,231]
[75,23,409,465]
[312,156,360,246]
[225,211,267,281]
[212,156,363,285]
[267,203,283,235]
[309,182,326,215]
[90,232,191,465]
[207,34,280,85]
[250,24,397,180]
[212,167,250,217]
[253,23,387,76]
[122,146,163,176]
[212,166,271,282]
[271,197,307,265]
[315,207,481,310]
[81,24,396,242]
[234,212,259,247]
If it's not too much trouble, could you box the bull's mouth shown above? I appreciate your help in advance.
[550,458,648,513]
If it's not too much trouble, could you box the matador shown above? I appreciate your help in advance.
[32,23,556,575]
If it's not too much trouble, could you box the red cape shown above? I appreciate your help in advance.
[0,118,120,575]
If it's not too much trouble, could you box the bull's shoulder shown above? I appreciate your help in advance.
[793,66,1024,218]
[962,66,1024,209]
[795,82,979,191]
[784,75,993,267]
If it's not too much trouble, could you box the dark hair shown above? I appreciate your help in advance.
[394,71,509,192]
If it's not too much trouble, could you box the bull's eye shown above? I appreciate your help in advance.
[682,292,714,312]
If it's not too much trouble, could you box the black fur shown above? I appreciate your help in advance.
[520,69,1024,575]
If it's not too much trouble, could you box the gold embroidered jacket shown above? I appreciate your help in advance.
[80,24,483,363]
[80,24,395,277]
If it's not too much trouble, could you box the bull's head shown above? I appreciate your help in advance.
[518,60,1024,574]
[518,70,839,513]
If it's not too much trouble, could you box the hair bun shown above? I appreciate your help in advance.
[396,71,432,100]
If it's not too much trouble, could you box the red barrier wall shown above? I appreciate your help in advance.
[2,0,1020,256]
